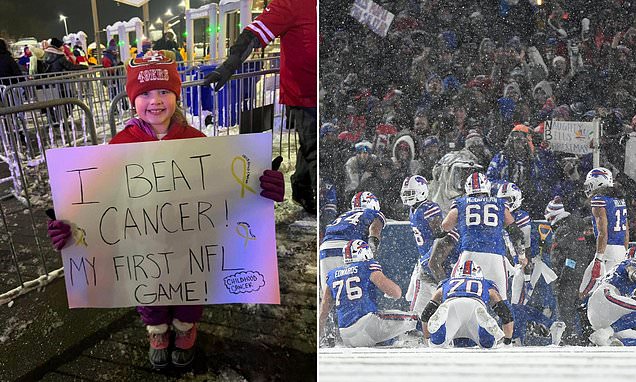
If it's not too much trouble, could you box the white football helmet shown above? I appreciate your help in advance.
[351,191,381,211]
[464,172,491,196]
[401,175,429,206]
[584,167,613,197]
[457,260,484,279]
[343,239,374,264]
[496,181,523,211]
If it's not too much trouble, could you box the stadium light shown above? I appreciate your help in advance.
[59,15,69,36]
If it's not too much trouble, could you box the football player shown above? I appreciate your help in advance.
[587,258,636,346]
[319,191,385,293]
[319,240,420,347]
[579,167,629,300]
[401,175,447,315]
[442,172,516,297]
[422,260,514,348]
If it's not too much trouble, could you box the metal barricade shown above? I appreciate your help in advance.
[0,56,299,304]
[108,56,297,160]
[0,99,97,304]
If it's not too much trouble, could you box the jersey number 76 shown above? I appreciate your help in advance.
[332,277,363,306]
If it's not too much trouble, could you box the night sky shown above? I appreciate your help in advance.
[0,0,216,44]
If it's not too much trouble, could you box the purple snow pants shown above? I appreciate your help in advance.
[136,305,204,326]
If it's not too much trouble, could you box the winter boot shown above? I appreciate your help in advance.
[147,324,170,369]
[172,319,197,368]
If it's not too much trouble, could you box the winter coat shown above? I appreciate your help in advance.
[487,150,552,219]
[109,120,206,144]
[0,51,23,85]
[550,215,594,290]
[344,154,376,193]
[43,47,85,73]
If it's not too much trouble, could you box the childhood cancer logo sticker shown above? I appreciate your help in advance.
[224,271,266,294]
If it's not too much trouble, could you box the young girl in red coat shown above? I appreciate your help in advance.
[46,51,285,369]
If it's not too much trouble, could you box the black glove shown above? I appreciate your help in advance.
[203,30,261,90]
[203,58,239,91]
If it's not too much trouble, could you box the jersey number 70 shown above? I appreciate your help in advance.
[448,278,483,297]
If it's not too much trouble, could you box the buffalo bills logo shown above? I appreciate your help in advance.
[590,169,610,179]
[415,176,428,185]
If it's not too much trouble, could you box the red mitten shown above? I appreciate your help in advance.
[260,170,285,202]
[47,220,71,251]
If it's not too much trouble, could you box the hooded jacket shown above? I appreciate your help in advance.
[109,120,206,144]
[43,47,85,73]
[532,80,553,100]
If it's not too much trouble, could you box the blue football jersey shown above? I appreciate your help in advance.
[605,259,636,296]
[322,208,386,243]
[591,195,627,246]
[440,276,496,304]
[452,196,507,255]
[327,260,383,328]
[512,209,530,230]
[409,201,443,262]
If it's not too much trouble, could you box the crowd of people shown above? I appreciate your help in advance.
[0,30,188,84]
[319,0,636,348]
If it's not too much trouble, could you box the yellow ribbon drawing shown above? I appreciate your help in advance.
[72,225,88,247]
[231,156,257,198]
[236,222,257,247]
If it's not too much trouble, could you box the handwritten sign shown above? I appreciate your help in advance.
[46,132,279,308]
[544,120,596,155]
[350,0,395,38]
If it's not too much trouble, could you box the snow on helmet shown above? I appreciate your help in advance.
[343,239,374,264]
[496,181,523,211]
[401,175,429,206]
[464,172,491,196]
[351,191,380,211]
[457,260,483,279]
[584,167,613,197]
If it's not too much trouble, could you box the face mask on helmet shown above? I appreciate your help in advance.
[457,260,483,278]
[496,181,523,211]
[464,172,491,196]
[584,167,613,197]
[351,191,381,211]
[400,175,429,206]
[342,239,374,264]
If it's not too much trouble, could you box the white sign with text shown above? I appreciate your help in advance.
[46,132,279,308]
[350,0,395,37]
[544,120,596,155]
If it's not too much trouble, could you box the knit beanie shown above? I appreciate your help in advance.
[465,129,483,148]
[544,196,570,225]
[125,51,181,104]
[50,37,64,49]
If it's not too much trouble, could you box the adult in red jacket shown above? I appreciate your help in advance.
[204,0,317,214]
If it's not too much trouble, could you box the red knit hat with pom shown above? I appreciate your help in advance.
[125,51,181,104]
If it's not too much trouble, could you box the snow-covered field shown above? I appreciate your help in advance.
[319,346,636,382]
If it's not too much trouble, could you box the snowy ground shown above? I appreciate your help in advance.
[319,346,636,382]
